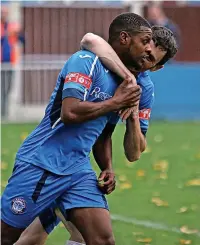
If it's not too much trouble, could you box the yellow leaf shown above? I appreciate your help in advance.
[154,134,163,143]
[137,169,146,177]
[136,238,152,243]
[20,132,29,141]
[180,226,198,234]
[195,153,200,159]
[186,179,200,186]
[119,182,132,190]
[1,181,8,188]
[151,197,169,207]
[143,146,151,153]
[177,206,188,213]
[118,175,127,182]
[1,161,8,170]
[2,148,9,155]
[153,160,168,172]
[179,239,192,244]
[157,173,168,180]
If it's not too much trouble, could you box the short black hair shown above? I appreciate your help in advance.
[152,26,178,65]
[109,12,151,43]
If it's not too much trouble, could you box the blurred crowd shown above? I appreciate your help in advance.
[1,5,25,119]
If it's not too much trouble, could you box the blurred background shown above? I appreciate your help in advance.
[1,1,200,245]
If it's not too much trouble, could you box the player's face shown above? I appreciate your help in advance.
[128,40,167,73]
[128,30,152,70]
[119,29,152,70]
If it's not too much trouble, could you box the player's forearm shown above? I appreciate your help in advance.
[93,136,113,171]
[124,115,146,162]
[81,33,137,84]
[61,98,119,124]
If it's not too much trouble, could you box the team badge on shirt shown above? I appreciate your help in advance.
[65,72,92,89]
[139,108,151,120]
[11,197,26,214]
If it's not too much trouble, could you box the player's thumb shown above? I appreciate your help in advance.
[98,171,106,182]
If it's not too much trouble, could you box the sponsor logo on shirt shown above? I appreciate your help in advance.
[65,72,92,89]
[90,87,112,101]
[139,108,151,120]
[79,54,92,59]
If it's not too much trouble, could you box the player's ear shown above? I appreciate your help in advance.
[150,65,164,72]
[120,31,131,46]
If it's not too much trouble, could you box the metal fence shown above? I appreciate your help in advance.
[1,58,66,122]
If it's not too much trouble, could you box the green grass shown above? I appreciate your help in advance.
[1,122,200,245]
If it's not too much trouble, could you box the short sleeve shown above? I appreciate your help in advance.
[138,73,154,136]
[61,51,100,101]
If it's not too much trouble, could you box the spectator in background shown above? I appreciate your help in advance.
[1,5,25,119]
[147,3,180,47]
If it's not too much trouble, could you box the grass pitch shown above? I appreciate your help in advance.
[1,122,200,245]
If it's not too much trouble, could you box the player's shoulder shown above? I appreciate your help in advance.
[137,71,154,91]
[71,50,97,60]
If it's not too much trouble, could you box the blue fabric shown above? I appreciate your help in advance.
[16,50,119,175]
[16,50,154,175]
[1,160,108,230]
[1,23,11,62]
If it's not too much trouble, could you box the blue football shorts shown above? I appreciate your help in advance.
[1,160,108,231]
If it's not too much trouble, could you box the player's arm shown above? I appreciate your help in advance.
[124,106,147,162]
[124,81,154,162]
[92,123,116,194]
[62,75,140,125]
[80,33,137,84]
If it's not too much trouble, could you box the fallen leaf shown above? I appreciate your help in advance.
[154,134,163,143]
[195,153,200,159]
[1,161,8,170]
[119,182,132,190]
[137,169,146,177]
[2,149,9,155]
[180,226,198,234]
[186,179,200,186]
[151,197,169,207]
[177,207,188,213]
[1,181,8,188]
[20,132,29,141]
[153,160,168,172]
[118,175,127,182]
[179,239,192,244]
[136,238,152,243]
[143,146,151,153]
[157,173,168,180]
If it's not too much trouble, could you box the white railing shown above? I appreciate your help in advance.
[1,59,67,122]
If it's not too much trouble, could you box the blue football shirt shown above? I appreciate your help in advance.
[16,50,154,175]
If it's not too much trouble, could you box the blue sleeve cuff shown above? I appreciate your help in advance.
[62,88,84,101]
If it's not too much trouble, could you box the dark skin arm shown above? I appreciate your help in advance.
[92,123,116,195]
[61,78,141,124]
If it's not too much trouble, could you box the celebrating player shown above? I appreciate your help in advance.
[13,26,177,245]
[1,12,154,245]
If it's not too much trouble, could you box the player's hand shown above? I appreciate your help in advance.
[119,104,139,121]
[98,169,116,195]
[113,77,141,110]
